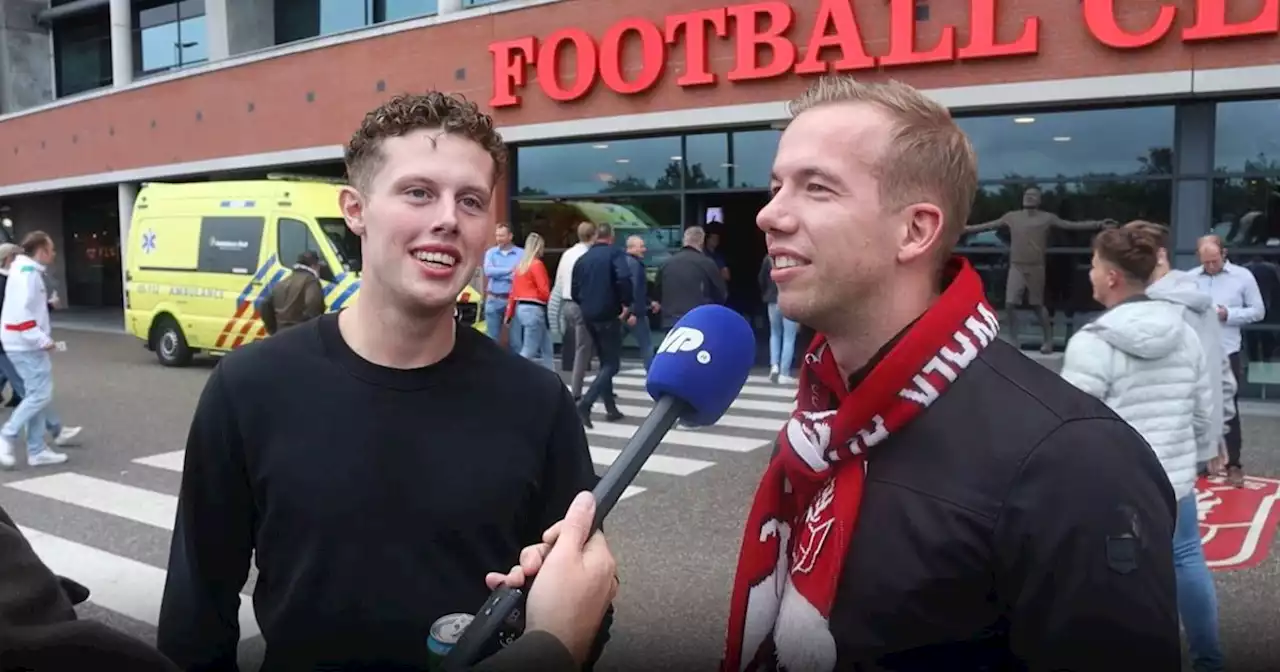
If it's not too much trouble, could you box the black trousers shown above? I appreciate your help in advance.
[579,320,622,413]
[1225,352,1244,468]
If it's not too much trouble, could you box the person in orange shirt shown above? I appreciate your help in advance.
[505,232,554,369]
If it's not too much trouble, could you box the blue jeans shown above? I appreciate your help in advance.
[625,320,654,371]
[2,351,54,456]
[767,303,799,376]
[484,298,521,353]
[1175,490,1224,672]
[0,352,62,438]
[515,303,554,370]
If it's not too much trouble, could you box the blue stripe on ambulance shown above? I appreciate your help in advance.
[330,282,360,311]
[324,272,349,298]
[254,270,287,309]
[237,255,278,306]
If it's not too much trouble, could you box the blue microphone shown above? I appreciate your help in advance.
[442,305,755,670]
[646,304,757,427]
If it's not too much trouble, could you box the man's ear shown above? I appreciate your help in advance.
[895,203,945,266]
[339,186,366,236]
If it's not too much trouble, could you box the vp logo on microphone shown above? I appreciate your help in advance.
[657,327,711,364]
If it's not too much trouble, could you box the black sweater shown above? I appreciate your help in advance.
[156,313,602,671]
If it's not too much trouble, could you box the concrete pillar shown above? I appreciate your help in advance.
[438,0,464,14]
[0,0,55,113]
[109,0,133,87]
[117,183,137,293]
[204,0,230,61]
[225,0,276,56]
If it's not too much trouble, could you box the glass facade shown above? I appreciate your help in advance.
[954,105,1177,348]
[1208,100,1280,397]
[509,98,1280,397]
[274,0,438,45]
[136,1,208,75]
[53,6,113,98]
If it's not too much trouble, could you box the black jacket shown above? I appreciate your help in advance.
[825,338,1180,671]
[757,256,778,304]
[656,246,727,323]
[571,243,633,323]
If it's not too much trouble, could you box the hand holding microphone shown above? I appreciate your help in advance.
[483,492,618,667]
[444,305,755,670]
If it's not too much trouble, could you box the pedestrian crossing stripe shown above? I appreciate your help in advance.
[612,387,795,414]
[9,473,176,530]
[16,525,260,639]
[613,367,797,388]
[611,404,782,432]
[605,371,799,400]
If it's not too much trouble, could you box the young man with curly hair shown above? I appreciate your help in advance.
[155,92,608,671]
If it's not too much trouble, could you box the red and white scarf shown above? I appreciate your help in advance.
[722,258,999,672]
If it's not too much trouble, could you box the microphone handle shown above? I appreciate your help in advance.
[440,395,690,671]
[589,395,687,532]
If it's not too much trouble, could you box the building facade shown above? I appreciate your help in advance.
[0,0,1278,394]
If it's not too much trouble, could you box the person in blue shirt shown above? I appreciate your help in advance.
[483,223,523,350]
[623,235,659,371]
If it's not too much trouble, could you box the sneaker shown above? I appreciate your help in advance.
[779,375,798,385]
[1227,466,1245,488]
[769,366,780,384]
[54,427,82,447]
[0,435,15,469]
[28,447,68,467]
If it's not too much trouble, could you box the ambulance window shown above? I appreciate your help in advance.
[277,218,323,267]
[198,216,264,275]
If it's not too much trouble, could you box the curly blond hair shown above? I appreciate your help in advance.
[344,91,507,190]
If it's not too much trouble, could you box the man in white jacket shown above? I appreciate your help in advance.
[1061,222,1222,672]
[0,232,69,468]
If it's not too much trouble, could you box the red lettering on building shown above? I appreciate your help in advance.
[1082,0,1176,49]
[488,37,536,108]
[537,28,598,102]
[1182,0,1280,42]
[665,9,728,87]
[487,0,1278,109]
[881,0,956,67]
[794,0,874,75]
[726,2,797,82]
[599,18,665,95]
[959,0,1039,59]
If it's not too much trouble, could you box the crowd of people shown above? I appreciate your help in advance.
[0,72,1268,672]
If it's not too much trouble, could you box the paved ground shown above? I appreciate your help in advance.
[0,328,1277,670]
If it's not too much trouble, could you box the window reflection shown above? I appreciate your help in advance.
[956,107,1174,180]
[517,137,683,195]
[514,196,682,280]
[55,7,113,97]
[320,0,372,33]
[1211,177,1280,248]
[684,134,729,189]
[136,0,206,75]
[961,179,1172,321]
[1215,100,1280,174]
[381,0,438,21]
[731,130,780,188]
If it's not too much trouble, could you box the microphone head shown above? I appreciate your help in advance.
[646,304,756,426]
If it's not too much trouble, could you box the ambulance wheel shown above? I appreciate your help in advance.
[152,316,192,368]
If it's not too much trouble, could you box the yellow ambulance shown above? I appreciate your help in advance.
[123,175,485,367]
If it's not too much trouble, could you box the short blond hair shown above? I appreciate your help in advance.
[790,76,978,253]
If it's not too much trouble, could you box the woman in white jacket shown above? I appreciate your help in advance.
[1061,223,1221,672]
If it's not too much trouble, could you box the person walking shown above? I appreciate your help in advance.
[622,235,658,371]
[550,222,597,397]
[655,225,726,326]
[758,255,798,384]
[1061,223,1220,671]
[0,243,81,451]
[505,232,554,370]
[1193,235,1265,487]
[261,250,326,335]
[570,223,632,429]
